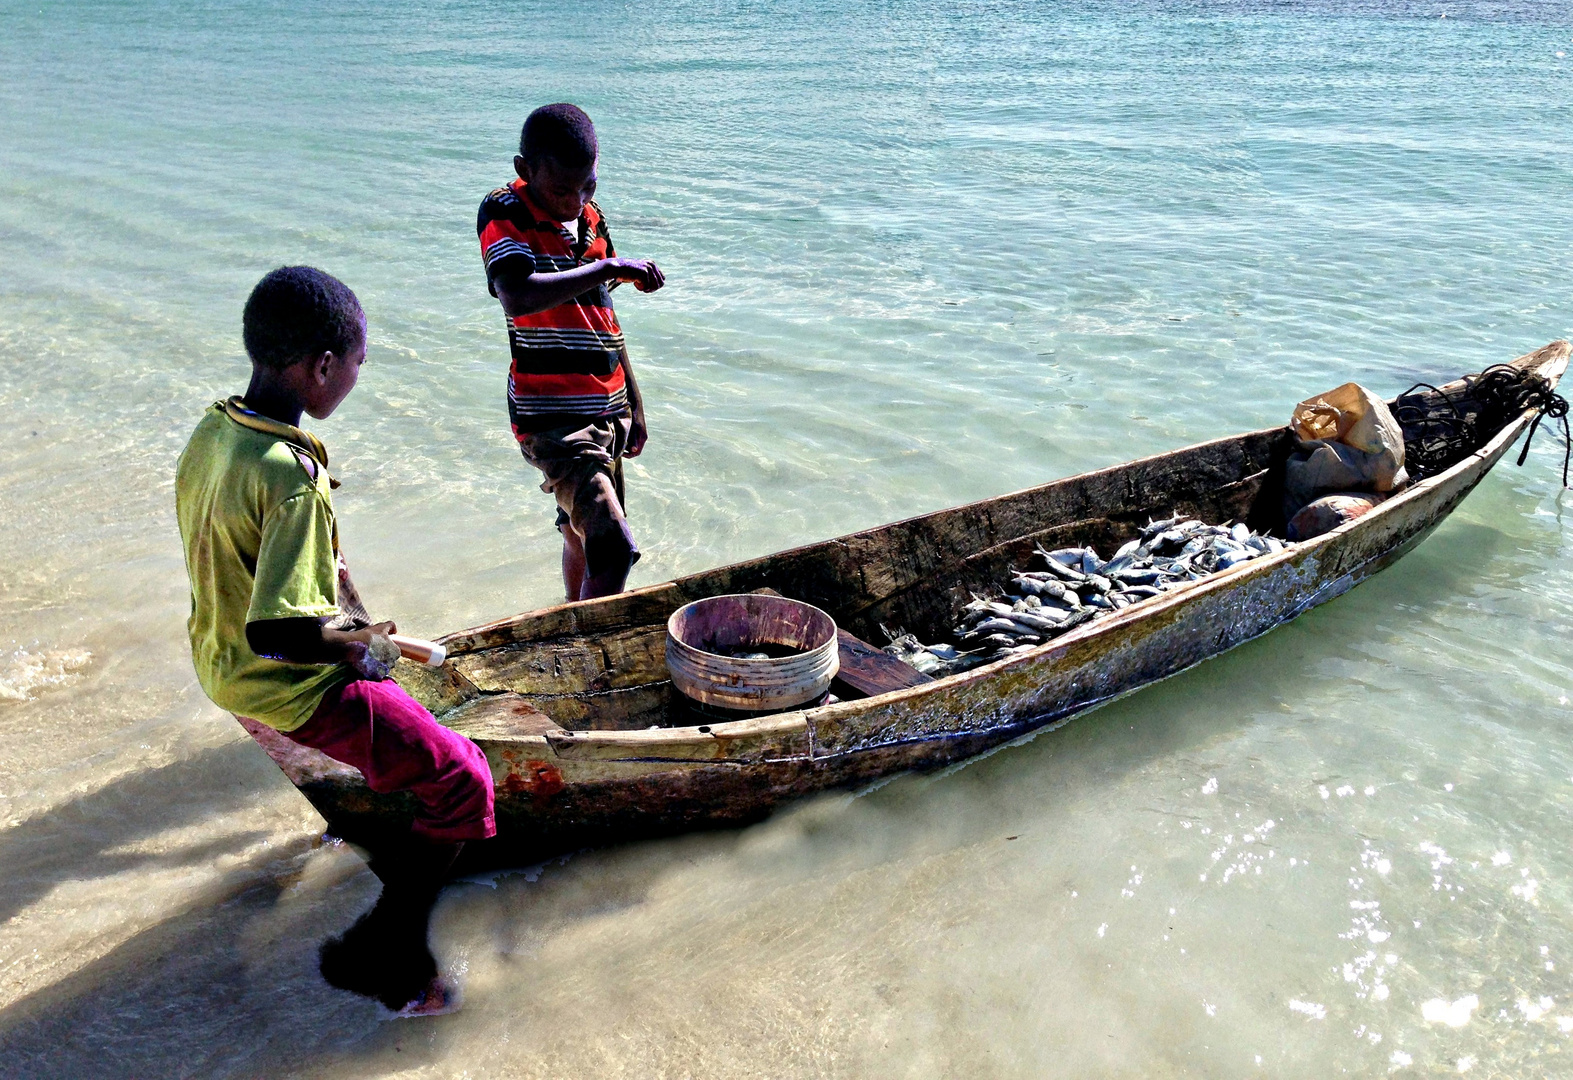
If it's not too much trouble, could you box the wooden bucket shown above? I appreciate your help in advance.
[666,594,840,712]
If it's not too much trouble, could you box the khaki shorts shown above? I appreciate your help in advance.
[516,416,639,567]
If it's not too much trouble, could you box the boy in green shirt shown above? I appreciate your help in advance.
[176,266,494,1016]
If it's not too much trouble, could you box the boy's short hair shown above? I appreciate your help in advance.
[520,103,598,169]
[242,266,365,370]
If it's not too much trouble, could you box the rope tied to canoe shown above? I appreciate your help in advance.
[1394,364,1571,486]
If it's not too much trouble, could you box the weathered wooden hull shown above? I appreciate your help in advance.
[242,343,1569,869]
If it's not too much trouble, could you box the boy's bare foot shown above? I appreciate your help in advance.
[395,976,461,1018]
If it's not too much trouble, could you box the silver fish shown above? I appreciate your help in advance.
[970,617,1023,636]
[1011,575,1068,600]
[1080,574,1112,595]
[1008,609,1071,633]
[1037,558,1089,584]
[1100,552,1138,574]
[1111,568,1165,586]
[918,519,1293,677]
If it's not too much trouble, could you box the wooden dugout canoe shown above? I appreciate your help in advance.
[242,342,1570,869]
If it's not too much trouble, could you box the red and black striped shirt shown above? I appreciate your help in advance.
[478,179,627,435]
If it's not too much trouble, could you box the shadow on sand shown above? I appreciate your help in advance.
[0,737,394,1078]
[0,739,279,928]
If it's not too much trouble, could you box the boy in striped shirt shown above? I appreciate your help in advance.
[477,103,666,600]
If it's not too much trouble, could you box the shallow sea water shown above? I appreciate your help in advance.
[3,0,1573,1075]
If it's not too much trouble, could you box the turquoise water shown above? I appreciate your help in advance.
[3,0,1573,1075]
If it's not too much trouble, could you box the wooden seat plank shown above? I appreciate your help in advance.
[831,628,935,699]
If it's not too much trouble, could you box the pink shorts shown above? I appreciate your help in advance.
[286,679,496,842]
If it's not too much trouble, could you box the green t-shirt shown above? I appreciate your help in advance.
[175,404,354,731]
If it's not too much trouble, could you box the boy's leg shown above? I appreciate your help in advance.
[566,458,637,600]
[283,680,495,1010]
[285,679,495,842]
[520,419,639,601]
[317,834,462,1011]
[557,507,587,600]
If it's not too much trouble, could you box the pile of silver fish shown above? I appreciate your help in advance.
[885,516,1290,677]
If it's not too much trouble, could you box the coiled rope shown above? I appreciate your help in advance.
[1393,364,1570,486]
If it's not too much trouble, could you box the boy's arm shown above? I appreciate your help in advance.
[495,258,664,317]
[326,551,373,630]
[246,617,401,680]
[619,347,648,458]
[247,490,400,679]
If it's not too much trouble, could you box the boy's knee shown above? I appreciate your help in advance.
[448,741,497,839]
[568,470,637,579]
[412,734,495,842]
[582,517,639,579]
[455,741,494,797]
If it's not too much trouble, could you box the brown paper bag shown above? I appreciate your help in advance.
[1288,382,1407,494]
[1292,383,1405,463]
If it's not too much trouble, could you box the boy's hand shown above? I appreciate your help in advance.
[627,409,649,458]
[621,352,649,458]
[608,258,665,293]
[347,621,400,682]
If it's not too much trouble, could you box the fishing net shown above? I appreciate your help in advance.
[1394,364,1570,485]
